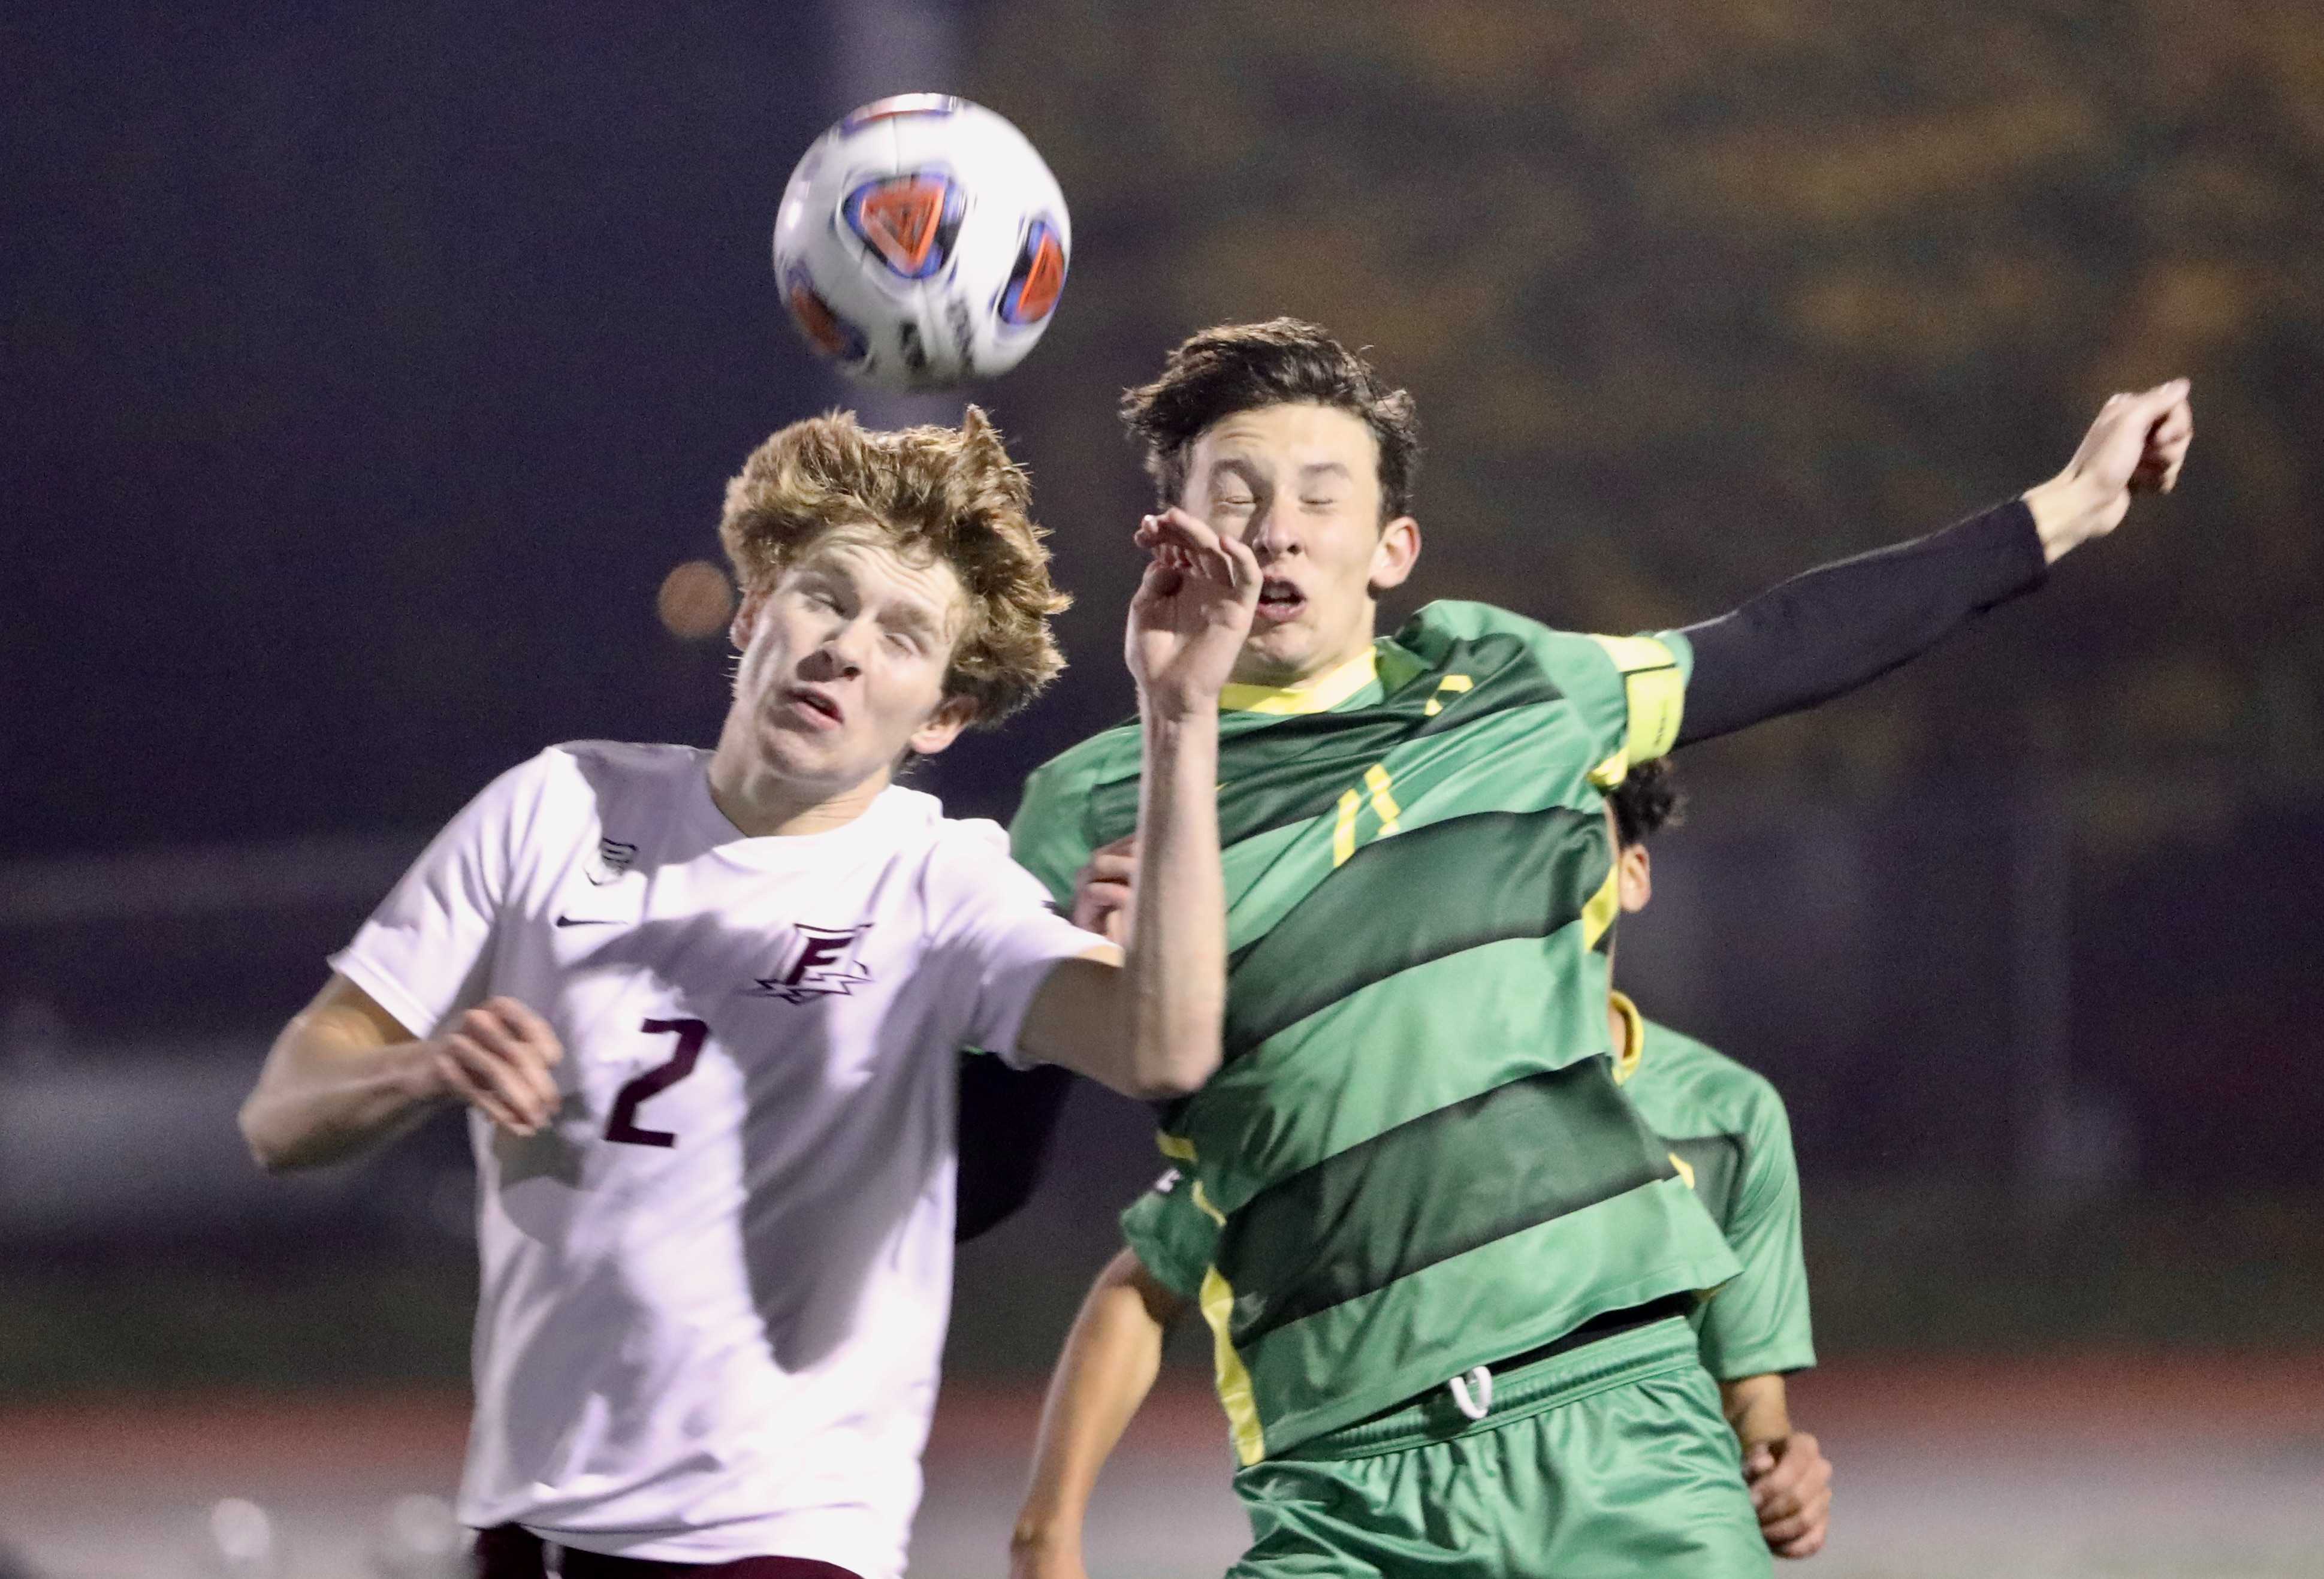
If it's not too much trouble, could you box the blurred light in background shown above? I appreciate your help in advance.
[654,558,736,641]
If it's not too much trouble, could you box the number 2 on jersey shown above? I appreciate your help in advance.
[605,1017,707,1148]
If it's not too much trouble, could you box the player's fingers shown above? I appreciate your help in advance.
[436,1037,533,1132]
[1131,556,1183,605]
[2124,378,2192,432]
[1764,1484,1832,1548]
[1755,1477,1804,1521]
[1084,849,1138,883]
[485,997,563,1064]
[459,1013,560,1115]
[1759,1506,1815,1543]
[1155,506,1244,583]
[1776,1526,1827,1559]
[1742,1445,1776,1480]
[1071,878,1133,933]
[1094,834,1139,858]
[452,1018,557,1123]
[2148,397,2193,446]
[1215,525,1263,593]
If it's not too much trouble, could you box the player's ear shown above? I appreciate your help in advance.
[731,587,770,651]
[1369,515,1420,594]
[909,694,980,757]
[1617,843,1652,913]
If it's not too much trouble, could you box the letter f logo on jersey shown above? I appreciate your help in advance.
[749,923,874,1004]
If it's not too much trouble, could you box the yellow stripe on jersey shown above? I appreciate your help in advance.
[1332,789,1361,866]
[1421,673,1472,716]
[1157,1132,1197,1163]
[1363,765,1401,835]
[1200,1266,1268,1466]
[1580,853,1622,951]
[1190,1179,1227,1228]
[1608,990,1645,1086]
[1587,634,1687,771]
[1219,647,1380,715]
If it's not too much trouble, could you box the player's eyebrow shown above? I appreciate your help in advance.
[1205,456,1267,491]
[1297,461,1351,488]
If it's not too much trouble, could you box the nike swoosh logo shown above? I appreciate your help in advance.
[556,915,618,928]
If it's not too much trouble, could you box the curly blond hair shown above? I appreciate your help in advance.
[717,406,1069,724]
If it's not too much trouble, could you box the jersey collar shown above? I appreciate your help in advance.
[1218,645,1380,715]
[1608,990,1645,1086]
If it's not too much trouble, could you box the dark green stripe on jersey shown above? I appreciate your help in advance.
[1665,1134,1746,1225]
[1085,634,1562,853]
[1218,807,1609,1064]
[1217,1056,1677,1345]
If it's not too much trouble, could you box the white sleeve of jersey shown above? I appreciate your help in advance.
[925,820,1109,1070]
[329,751,551,1040]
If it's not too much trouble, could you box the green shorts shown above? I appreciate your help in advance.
[1227,1315,1768,1578]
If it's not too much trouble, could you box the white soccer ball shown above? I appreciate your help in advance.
[772,95,1070,391]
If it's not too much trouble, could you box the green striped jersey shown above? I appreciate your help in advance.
[1010,601,1739,1462]
[1608,995,1816,1381]
[1118,1000,1813,1445]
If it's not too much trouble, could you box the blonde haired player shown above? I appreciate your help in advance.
[240,408,1261,1578]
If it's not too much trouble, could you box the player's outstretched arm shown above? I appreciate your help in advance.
[1676,381,2193,747]
[1018,509,1260,1100]
[239,974,562,1170]
[1011,1248,1192,1579]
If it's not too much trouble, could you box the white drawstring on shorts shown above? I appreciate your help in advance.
[1447,1364,1493,1421]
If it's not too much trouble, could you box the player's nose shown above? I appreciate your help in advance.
[1248,500,1299,558]
[802,627,866,679]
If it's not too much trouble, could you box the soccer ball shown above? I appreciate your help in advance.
[773,95,1070,391]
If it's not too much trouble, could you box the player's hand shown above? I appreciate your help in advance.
[1072,836,1139,946]
[419,997,564,1136]
[2023,379,2194,563]
[1744,1430,1832,1558]
[1126,506,1262,721]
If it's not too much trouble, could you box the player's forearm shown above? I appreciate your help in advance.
[1120,711,1227,1098]
[1719,1372,1793,1453]
[1675,500,2047,746]
[240,1006,438,1172]
[1013,1254,1173,1558]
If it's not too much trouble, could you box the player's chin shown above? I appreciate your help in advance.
[1242,621,1312,666]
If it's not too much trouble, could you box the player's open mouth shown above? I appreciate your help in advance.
[1255,579,1306,624]
[781,687,845,729]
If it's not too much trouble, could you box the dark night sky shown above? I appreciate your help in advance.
[3,5,938,859]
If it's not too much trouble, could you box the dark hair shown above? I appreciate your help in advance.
[1608,758,1683,847]
[1120,318,1422,520]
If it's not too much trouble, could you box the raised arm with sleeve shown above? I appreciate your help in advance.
[1673,379,2192,745]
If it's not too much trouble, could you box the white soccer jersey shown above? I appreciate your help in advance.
[331,742,1100,1575]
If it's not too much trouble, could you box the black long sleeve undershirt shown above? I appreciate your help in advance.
[953,1054,1074,1242]
[1674,499,2048,747]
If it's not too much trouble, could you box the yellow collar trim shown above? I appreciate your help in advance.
[1609,990,1645,1086]
[1218,646,1380,715]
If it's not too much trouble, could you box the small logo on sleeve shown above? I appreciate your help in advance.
[588,838,638,886]
[747,923,874,1004]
